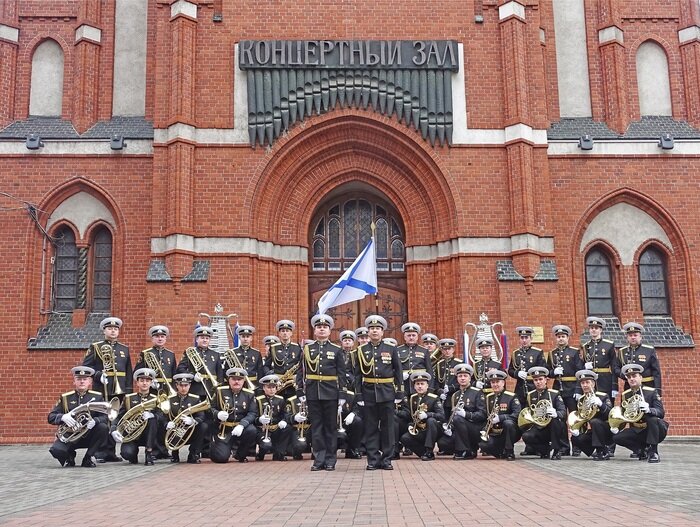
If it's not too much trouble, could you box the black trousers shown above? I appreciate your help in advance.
[257,426,293,456]
[345,415,364,451]
[169,421,209,457]
[437,417,483,454]
[120,418,158,462]
[521,419,565,454]
[364,401,396,467]
[571,418,613,456]
[613,417,668,451]
[210,424,258,463]
[50,422,108,464]
[400,418,440,456]
[308,399,338,467]
[395,411,409,447]
[478,421,521,457]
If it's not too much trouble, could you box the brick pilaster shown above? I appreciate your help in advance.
[596,0,629,133]
[0,1,19,128]
[72,1,103,133]
[679,1,700,128]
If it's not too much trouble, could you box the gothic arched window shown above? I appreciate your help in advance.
[638,246,669,315]
[585,248,615,316]
[53,225,78,312]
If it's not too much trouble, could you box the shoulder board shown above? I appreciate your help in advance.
[288,396,298,402]
[567,346,579,352]
[548,389,560,395]
[290,342,299,346]
[141,348,152,354]
[427,393,438,399]
[242,388,255,395]
[345,390,355,396]
[328,342,341,349]
[595,391,608,397]
[619,346,629,351]
[61,390,75,398]
[602,339,614,344]
[452,359,464,364]
[215,386,228,394]
[467,386,481,393]
[88,390,102,396]
[641,344,654,350]
[530,347,542,352]
[622,389,632,395]
[250,347,260,353]
[273,395,285,401]
[642,386,656,392]
[255,395,266,401]
[187,394,201,402]
[527,389,536,396]
[504,390,515,396]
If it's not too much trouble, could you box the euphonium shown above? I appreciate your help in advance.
[164,399,211,451]
[224,348,256,391]
[100,343,123,396]
[408,402,428,436]
[117,393,169,443]
[56,397,120,443]
[608,390,645,432]
[143,349,177,412]
[185,347,218,401]
[567,392,599,432]
[518,399,553,429]
[261,403,272,445]
[480,394,501,442]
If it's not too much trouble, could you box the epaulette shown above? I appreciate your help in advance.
[242,388,255,395]
[328,342,341,349]
[642,386,656,392]
[467,386,481,393]
[215,385,227,394]
[345,390,355,396]
[427,393,438,399]
[595,391,608,397]
[622,388,632,395]
[619,345,629,351]
[255,394,266,402]
[641,344,654,350]
[531,346,542,352]
[273,394,285,401]
[504,390,515,396]
[548,389,560,395]
[88,390,102,396]
[187,394,201,402]
[602,339,614,344]
[61,390,75,398]
[527,389,537,396]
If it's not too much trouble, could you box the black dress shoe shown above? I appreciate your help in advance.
[648,452,660,463]
[550,451,562,461]
[453,451,468,460]
[505,451,516,461]
[128,458,138,465]
[520,448,536,456]
[540,453,549,459]
[292,453,303,460]
[171,452,180,463]
[255,453,265,461]
[366,464,379,471]
[310,464,324,471]
[235,456,248,463]
[187,455,201,464]
[592,449,610,461]
[420,452,435,461]
[391,451,400,460]
[81,457,97,468]
[325,464,336,471]
[381,462,393,470]
[144,452,155,466]
[272,453,287,461]
[345,450,362,459]
[630,450,640,458]
[103,454,123,462]
[571,447,581,457]
[638,448,648,461]
[66,452,76,467]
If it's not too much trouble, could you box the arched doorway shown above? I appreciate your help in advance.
[308,184,407,337]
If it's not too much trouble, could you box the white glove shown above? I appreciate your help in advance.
[182,416,195,426]
[443,428,453,437]
[585,362,593,370]
[152,380,160,390]
[100,372,108,384]
[610,427,619,435]
[553,367,564,376]
[402,371,409,381]
[456,408,466,418]
[338,399,346,407]
[112,430,123,443]
[142,411,154,420]
[570,428,580,437]
[357,400,365,407]
[86,418,96,430]
[393,398,402,404]
[194,373,203,383]
[166,421,176,430]
[417,411,428,421]
[517,370,527,380]
[573,393,582,401]
[440,392,447,401]
[638,401,650,413]
[294,413,307,423]
[476,381,484,389]
[491,414,500,424]
[344,412,355,426]
[232,424,244,437]
[299,396,306,403]
[259,414,271,425]
[611,390,618,399]
[60,413,78,428]
[217,410,229,422]
[593,396,603,407]
[546,407,557,418]
[278,420,288,429]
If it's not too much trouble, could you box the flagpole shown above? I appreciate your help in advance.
[371,221,379,315]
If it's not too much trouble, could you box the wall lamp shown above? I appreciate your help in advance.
[26,134,44,150]
[658,133,674,150]
[110,135,127,150]
[578,135,593,151]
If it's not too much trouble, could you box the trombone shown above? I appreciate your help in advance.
[217,400,231,440]
[143,349,177,412]
[224,348,256,391]
[185,347,218,401]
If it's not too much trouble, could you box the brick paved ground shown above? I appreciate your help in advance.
[1,441,698,527]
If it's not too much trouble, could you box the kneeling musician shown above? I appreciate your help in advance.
[568,369,612,460]
[438,363,486,460]
[478,369,521,460]
[399,372,445,461]
[519,366,567,460]
[255,374,293,461]
[287,395,311,460]
[165,373,210,464]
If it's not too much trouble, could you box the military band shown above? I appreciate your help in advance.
[48,314,671,467]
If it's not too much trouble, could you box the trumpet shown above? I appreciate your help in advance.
[518,399,553,429]
[165,399,211,451]
[224,348,256,391]
[99,343,123,396]
[337,402,346,442]
[143,349,177,412]
[217,400,231,440]
[443,396,465,432]
[608,390,645,432]
[297,399,308,444]
[408,401,428,436]
[56,397,120,443]
[261,403,272,445]
[480,393,500,442]
[117,393,169,443]
[185,347,218,401]
[567,392,599,432]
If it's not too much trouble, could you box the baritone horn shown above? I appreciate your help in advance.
[56,397,121,443]
[165,399,211,451]
[143,350,176,413]
[117,393,169,443]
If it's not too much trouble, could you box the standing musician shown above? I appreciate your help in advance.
[569,370,613,460]
[438,363,486,460]
[223,325,265,389]
[519,366,567,460]
[507,326,545,409]
[396,322,432,394]
[339,330,358,388]
[210,367,258,463]
[83,316,132,462]
[472,337,504,393]
[264,320,302,401]
[111,368,162,466]
[611,364,668,463]
[399,372,445,461]
[165,373,209,464]
[580,317,616,399]
[262,335,280,361]
[254,374,292,462]
[355,326,370,347]
[295,314,346,471]
[478,369,521,461]
[176,326,224,402]
[547,325,584,456]
[355,315,403,471]
[48,366,110,468]
[423,333,440,370]
[614,322,662,395]
[434,338,462,404]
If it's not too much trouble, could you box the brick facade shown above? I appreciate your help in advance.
[0,0,698,442]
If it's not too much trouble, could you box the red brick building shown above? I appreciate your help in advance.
[0,0,698,442]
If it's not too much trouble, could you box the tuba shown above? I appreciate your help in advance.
[57,397,120,443]
[165,399,211,451]
[518,399,553,429]
[143,349,177,412]
[567,392,599,432]
[608,390,645,432]
[117,393,169,443]
[99,343,123,396]
[408,402,428,436]
[224,348,256,391]
[184,347,218,401]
